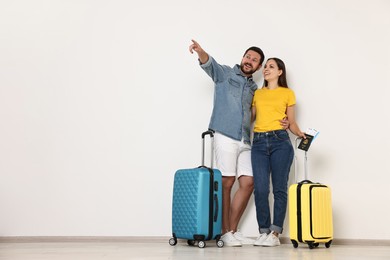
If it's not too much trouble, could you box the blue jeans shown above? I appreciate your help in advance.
[251,130,294,234]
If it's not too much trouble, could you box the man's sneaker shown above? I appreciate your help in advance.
[233,230,255,245]
[221,231,242,247]
[261,231,281,247]
[253,233,269,246]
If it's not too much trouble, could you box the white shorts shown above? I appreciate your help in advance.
[214,132,253,178]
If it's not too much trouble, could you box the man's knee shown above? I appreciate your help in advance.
[222,176,236,190]
[238,176,254,191]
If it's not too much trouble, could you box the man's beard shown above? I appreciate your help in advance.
[240,63,257,75]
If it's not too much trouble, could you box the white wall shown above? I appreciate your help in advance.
[0,0,389,240]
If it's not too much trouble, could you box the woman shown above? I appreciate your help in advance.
[251,58,305,247]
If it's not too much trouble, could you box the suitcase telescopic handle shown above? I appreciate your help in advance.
[201,130,215,168]
[294,137,308,183]
[202,130,214,139]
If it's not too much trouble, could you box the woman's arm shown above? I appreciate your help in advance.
[286,105,306,138]
[251,106,256,123]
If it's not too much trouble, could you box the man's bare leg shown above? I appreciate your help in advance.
[222,176,235,233]
[229,175,254,232]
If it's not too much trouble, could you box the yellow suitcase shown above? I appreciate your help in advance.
[288,140,333,249]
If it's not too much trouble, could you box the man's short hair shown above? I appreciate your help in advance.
[244,47,265,65]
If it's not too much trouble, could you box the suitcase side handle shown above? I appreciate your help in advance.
[298,179,322,185]
[213,194,219,222]
[298,180,313,184]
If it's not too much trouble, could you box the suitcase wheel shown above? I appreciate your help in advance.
[325,240,332,248]
[187,240,196,246]
[216,239,224,248]
[307,241,315,249]
[307,242,320,249]
[198,241,206,248]
[169,237,177,246]
[291,240,298,248]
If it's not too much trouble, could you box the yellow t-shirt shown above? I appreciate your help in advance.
[252,87,296,132]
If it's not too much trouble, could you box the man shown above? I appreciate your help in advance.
[189,39,264,246]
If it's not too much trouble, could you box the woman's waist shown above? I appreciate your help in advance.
[253,129,287,137]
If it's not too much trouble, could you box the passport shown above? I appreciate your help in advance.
[298,134,314,151]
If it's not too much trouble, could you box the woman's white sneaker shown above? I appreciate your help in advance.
[253,233,269,246]
[261,231,281,247]
[233,231,255,245]
[221,231,242,247]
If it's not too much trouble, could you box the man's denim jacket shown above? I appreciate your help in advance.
[200,56,258,144]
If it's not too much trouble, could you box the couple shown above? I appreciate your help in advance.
[189,40,306,247]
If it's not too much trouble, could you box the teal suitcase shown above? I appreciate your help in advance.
[169,131,223,248]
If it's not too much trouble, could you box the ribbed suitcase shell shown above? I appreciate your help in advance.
[289,182,333,248]
[172,167,222,242]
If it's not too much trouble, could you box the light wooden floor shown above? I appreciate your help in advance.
[1,238,390,260]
